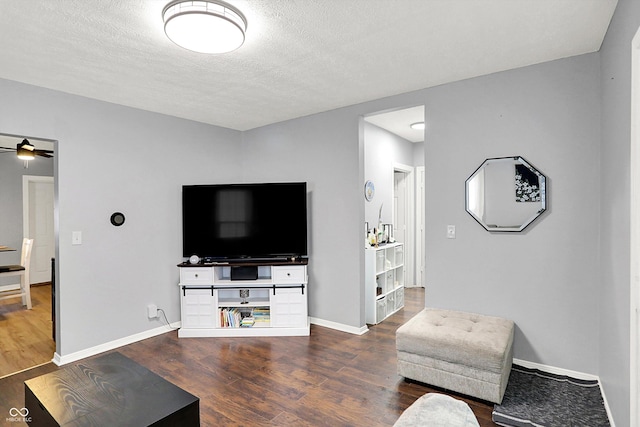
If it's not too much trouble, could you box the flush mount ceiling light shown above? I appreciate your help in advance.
[410,122,425,130]
[162,0,247,54]
[16,139,35,160]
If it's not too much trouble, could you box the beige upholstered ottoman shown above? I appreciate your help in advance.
[396,308,514,404]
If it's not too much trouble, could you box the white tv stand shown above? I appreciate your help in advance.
[177,259,309,337]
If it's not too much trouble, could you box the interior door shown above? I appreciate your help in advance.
[415,166,426,288]
[394,167,415,288]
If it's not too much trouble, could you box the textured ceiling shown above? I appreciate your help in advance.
[0,0,617,131]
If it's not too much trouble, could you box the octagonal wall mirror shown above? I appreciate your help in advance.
[465,156,547,232]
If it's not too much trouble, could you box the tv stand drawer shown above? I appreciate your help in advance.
[272,266,306,283]
[180,267,213,284]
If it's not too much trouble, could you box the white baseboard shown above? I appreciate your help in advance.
[513,358,615,427]
[52,321,180,366]
[52,317,366,367]
[309,317,369,335]
[513,358,598,381]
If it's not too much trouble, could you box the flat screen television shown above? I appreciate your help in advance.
[182,182,308,261]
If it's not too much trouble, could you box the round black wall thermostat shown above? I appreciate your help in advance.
[110,212,126,227]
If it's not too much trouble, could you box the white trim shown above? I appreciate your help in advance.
[630,24,640,427]
[178,323,310,338]
[514,358,615,427]
[513,358,598,381]
[52,316,368,367]
[52,321,180,366]
[415,166,425,288]
[309,317,369,335]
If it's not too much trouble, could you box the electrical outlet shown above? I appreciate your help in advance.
[147,304,158,319]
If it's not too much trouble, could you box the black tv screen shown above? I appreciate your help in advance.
[182,182,308,260]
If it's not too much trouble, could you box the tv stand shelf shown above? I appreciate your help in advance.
[177,260,309,337]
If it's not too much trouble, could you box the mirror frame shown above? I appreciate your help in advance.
[465,156,547,232]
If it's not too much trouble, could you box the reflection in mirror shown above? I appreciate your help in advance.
[465,156,546,232]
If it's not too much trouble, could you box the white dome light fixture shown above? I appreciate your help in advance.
[410,122,425,130]
[163,0,247,54]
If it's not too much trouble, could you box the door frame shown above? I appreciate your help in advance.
[415,166,425,288]
[392,163,414,287]
[630,24,640,427]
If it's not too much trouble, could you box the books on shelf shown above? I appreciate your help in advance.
[240,316,255,327]
[220,307,269,328]
[252,308,270,324]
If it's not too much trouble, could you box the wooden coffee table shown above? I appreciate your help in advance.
[24,352,199,426]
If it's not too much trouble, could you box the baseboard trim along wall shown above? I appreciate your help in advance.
[54,320,615,425]
[513,358,615,427]
[309,317,369,335]
[53,317,367,366]
[52,321,180,366]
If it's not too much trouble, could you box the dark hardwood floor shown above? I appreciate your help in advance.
[0,287,498,426]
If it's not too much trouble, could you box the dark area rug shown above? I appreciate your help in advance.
[492,365,609,427]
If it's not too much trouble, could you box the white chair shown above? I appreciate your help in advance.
[0,238,34,309]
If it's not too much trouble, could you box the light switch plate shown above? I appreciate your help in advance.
[72,231,82,245]
[447,225,456,239]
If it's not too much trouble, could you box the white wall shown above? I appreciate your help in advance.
[598,0,640,424]
[0,78,243,356]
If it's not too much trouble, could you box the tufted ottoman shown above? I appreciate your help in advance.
[396,308,514,404]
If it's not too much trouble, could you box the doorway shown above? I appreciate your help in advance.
[0,133,56,378]
[362,105,425,297]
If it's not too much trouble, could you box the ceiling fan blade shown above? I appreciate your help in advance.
[0,145,54,158]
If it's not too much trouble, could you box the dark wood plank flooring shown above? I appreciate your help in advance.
[0,287,498,426]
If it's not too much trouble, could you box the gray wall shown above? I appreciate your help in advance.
[0,78,243,356]
[243,52,605,373]
[241,112,364,327]
[363,122,415,228]
[413,141,425,167]
[0,17,632,423]
[423,54,601,374]
[0,154,53,284]
[598,0,640,424]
